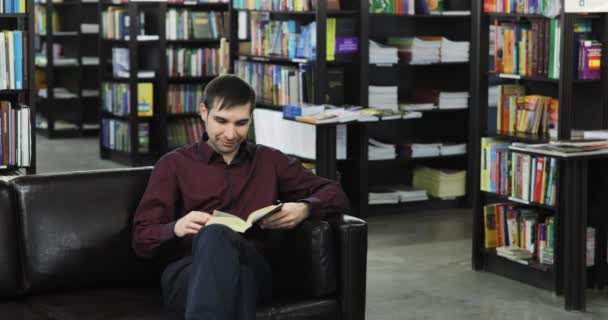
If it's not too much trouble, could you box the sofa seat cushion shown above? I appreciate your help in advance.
[25,288,173,320]
[0,301,49,319]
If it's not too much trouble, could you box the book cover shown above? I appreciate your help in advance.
[207,204,283,233]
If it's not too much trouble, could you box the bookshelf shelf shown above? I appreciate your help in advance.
[234,9,357,16]
[482,248,553,272]
[486,130,551,143]
[166,39,221,45]
[0,90,26,94]
[490,72,559,82]
[256,102,283,110]
[402,61,469,67]
[0,13,28,18]
[167,2,228,8]
[238,54,313,65]
[486,12,549,20]
[368,154,468,166]
[167,76,216,83]
[365,197,465,216]
[370,13,470,18]
[480,191,556,211]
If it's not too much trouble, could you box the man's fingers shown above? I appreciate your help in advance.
[262,210,288,225]
[263,214,294,229]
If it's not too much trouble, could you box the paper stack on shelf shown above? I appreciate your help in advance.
[368,138,396,160]
[368,188,400,205]
[399,102,436,111]
[386,185,429,202]
[386,37,413,64]
[413,166,466,198]
[439,143,467,155]
[410,143,441,158]
[369,40,399,64]
[440,38,470,63]
[38,87,78,99]
[438,91,469,109]
[368,86,398,110]
[410,37,441,65]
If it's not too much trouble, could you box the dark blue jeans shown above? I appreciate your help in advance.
[161,224,272,320]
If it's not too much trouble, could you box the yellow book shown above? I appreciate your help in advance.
[483,204,498,248]
[19,0,25,13]
[137,83,154,116]
[207,203,283,233]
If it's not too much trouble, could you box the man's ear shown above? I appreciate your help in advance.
[200,102,208,121]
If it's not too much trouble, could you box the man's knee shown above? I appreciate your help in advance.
[192,224,239,250]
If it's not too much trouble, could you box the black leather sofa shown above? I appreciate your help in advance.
[0,167,367,320]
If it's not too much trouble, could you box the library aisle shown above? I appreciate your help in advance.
[34,133,608,319]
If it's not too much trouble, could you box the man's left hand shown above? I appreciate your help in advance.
[260,202,310,229]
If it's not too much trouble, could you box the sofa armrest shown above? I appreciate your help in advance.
[327,214,368,320]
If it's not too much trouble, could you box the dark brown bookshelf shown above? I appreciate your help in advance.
[482,248,553,272]
[100,1,230,165]
[471,2,608,311]
[35,0,100,139]
[350,0,473,218]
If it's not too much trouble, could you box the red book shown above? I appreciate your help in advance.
[533,157,544,203]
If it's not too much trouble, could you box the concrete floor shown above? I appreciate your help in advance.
[36,134,608,319]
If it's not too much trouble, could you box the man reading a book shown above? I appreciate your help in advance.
[132,75,349,320]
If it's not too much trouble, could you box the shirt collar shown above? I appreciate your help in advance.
[197,132,254,164]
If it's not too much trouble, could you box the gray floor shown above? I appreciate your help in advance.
[36,134,608,319]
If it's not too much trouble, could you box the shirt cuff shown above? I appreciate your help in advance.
[298,197,321,217]
[160,221,178,241]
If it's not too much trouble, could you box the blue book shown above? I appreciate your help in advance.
[14,31,22,90]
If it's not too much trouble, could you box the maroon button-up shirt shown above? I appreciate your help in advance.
[132,137,349,259]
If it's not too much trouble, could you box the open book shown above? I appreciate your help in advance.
[206,203,283,233]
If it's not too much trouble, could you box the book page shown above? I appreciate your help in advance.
[206,214,249,233]
[246,203,283,225]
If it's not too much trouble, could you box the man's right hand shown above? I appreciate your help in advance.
[174,211,212,237]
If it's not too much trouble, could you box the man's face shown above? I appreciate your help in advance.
[200,101,252,157]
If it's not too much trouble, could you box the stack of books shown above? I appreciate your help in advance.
[369,40,399,64]
[410,37,440,65]
[386,37,413,63]
[496,246,533,264]
[438,91,469,109]
[368,138,396,160]
[413,166,466,198]
[386,185,428,202]
[368,86,398,110]
[368,187,400,205]
[440,38,470,63]
[439,143,467,156]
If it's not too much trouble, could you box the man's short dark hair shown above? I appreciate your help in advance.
[203,74,256,113]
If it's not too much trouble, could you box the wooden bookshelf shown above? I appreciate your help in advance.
[0,0,36,174]
[35,0,99,138]
[471,2,608,311]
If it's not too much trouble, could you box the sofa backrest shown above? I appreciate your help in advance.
[0,181,22,298]
[11,167,159,295]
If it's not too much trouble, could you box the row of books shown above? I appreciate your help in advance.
[232,0,335,12]
[495,84,558,136]
[492,19,563,79]
[101,82,154,117]
[235,60,332,106]
[0,31,24,90]
[168,0,228,3]
[413,165,466,199]
[34,7,59,34]
[101,119,149,153]
[166,9,228,40]
[484,203,555,265]
[481,138,557,205]
[325,17,358,62]
[0,102,30,167]
[1,0,25,13]
[167,118,204,149]
[368,185,428,205]
[111,48,155,79]
[167,84,203,114]
[167,44,229,77]
[483,0,560,15]
[249,13,315,60]
[102,7,146,40]
[368,138,466,160]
